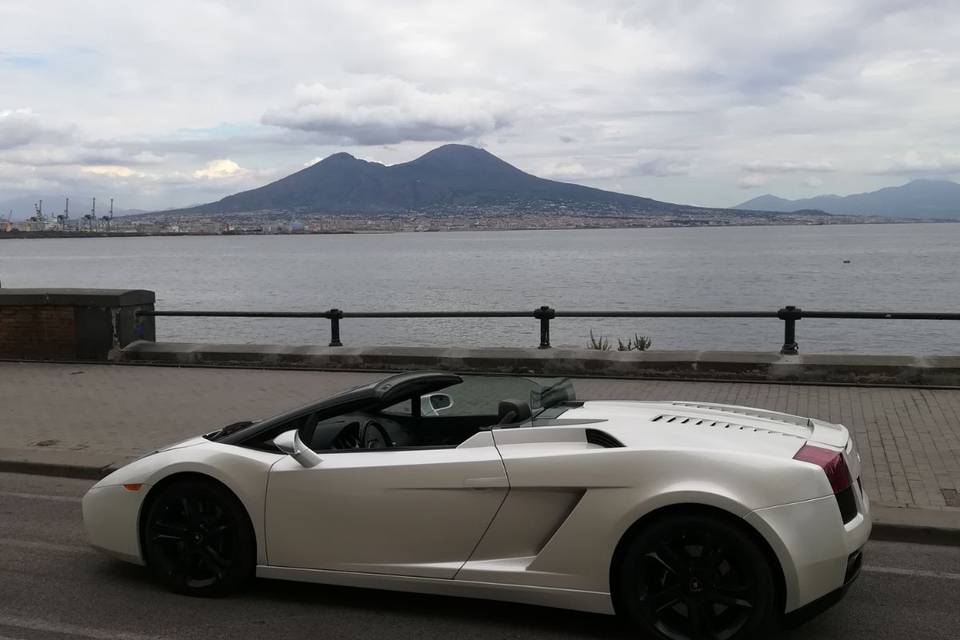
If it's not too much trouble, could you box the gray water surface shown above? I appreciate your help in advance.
[1,224,958,353]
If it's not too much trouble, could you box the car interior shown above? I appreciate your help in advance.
[302,396,536,451]
[230,373,577,454]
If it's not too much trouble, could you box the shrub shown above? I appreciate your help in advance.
[626,333,652,351]
[589,331,652,351]
[587,330,610,351]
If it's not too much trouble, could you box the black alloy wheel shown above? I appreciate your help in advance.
[143,479,255,596]
[616,513,776,640]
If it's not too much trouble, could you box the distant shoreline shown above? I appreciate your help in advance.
[0,218,956,240]
[0,230,359,240]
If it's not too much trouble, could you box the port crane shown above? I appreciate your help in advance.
[57,198,70,229]
[32,200,47,226]
[83,197,97,231]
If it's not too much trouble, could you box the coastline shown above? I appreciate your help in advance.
[1,217,955,240]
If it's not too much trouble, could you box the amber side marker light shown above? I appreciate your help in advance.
[122,484,143,492]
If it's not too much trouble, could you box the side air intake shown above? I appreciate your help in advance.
[585,429,624,448]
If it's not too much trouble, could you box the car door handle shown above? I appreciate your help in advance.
[464,476,507,489]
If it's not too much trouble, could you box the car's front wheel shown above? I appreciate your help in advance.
[142,478,255,596]
[615,512,777,640]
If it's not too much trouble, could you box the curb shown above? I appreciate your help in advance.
[869,504,960,547]
[0,459,115,480]
[0,448,129,481]
[3,451,959,547]
[870,522,960,547]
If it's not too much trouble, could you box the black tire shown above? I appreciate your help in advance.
[142,478,255,596]
[615,513,777,640]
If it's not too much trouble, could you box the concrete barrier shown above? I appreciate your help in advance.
[119,341,960,386]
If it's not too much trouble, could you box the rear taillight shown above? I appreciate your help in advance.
[793,444,852,493]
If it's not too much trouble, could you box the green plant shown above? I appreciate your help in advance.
[633,333,653,351]
[617,333,653,351]
[588,330,610,351]
[589,331,652,351]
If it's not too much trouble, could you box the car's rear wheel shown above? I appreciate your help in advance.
[142,478,254,596]
[615,513,776,640]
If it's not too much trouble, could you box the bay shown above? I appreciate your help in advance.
[1,223,958,354]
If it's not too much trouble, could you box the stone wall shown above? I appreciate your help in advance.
[0,289,156,361]
[0,305,75,359]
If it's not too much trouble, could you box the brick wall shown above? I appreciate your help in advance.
[0,305,75,359]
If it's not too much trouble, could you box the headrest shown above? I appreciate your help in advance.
[497,399,532,424]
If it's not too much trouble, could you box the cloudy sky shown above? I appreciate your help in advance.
[1,0,958,214]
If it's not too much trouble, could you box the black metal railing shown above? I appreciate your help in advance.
[136,305,960,354]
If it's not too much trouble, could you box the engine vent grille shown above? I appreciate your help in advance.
[650,413,805,440]
[668,402,809,428]
[585,429,625,448]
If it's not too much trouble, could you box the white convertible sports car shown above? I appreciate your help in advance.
[83,372,870,639]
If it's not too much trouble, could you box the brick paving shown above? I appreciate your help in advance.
[1,362,959,511]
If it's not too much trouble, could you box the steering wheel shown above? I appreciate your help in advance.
[358,419,394,449]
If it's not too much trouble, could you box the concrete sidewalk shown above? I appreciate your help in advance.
[1,362,958,540]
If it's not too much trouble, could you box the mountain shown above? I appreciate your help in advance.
[163,144,684,216]
[734,179,960,219]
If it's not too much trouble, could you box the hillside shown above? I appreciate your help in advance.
[735,179,960,219]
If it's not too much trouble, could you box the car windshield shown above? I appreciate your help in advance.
[404,375,575,418]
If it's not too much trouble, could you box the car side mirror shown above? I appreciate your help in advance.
[272,429,321,468]
[430,393,453,410]
[420,393,454,416]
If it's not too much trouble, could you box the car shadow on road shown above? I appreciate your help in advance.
[92,560,628,638]
[95,561,837,639]
[246,577,629,638]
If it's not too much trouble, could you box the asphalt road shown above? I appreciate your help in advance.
[1,472,958,640]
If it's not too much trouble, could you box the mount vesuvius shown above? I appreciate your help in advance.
[164,145,688,216]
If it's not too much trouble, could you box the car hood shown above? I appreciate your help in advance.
[563,400,848,455]
[152,435,209,454]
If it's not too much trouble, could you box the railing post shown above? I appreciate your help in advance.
[534,305,556,349]
[778,305,801,354]
[328,308,343,347]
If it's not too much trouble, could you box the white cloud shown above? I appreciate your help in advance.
[192,158,247,180]
[737,174,769,189]
[743,160,835,173]
[262,78,508,145]
[539,161,619,180]
[1,145,166,167]
[635,158,690,177]
[871,150,960,175]
[0,109,73,149]
[540,155,689,180]
[80,165,145,178]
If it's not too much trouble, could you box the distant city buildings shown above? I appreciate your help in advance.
[0,202,934,237]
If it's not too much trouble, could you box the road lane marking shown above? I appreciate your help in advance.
[864,565,960,581]
[0,615,164,640]
[0,537,92,554]
[0,491,81,503]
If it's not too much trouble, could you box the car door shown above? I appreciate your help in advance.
[264,430,508,579]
